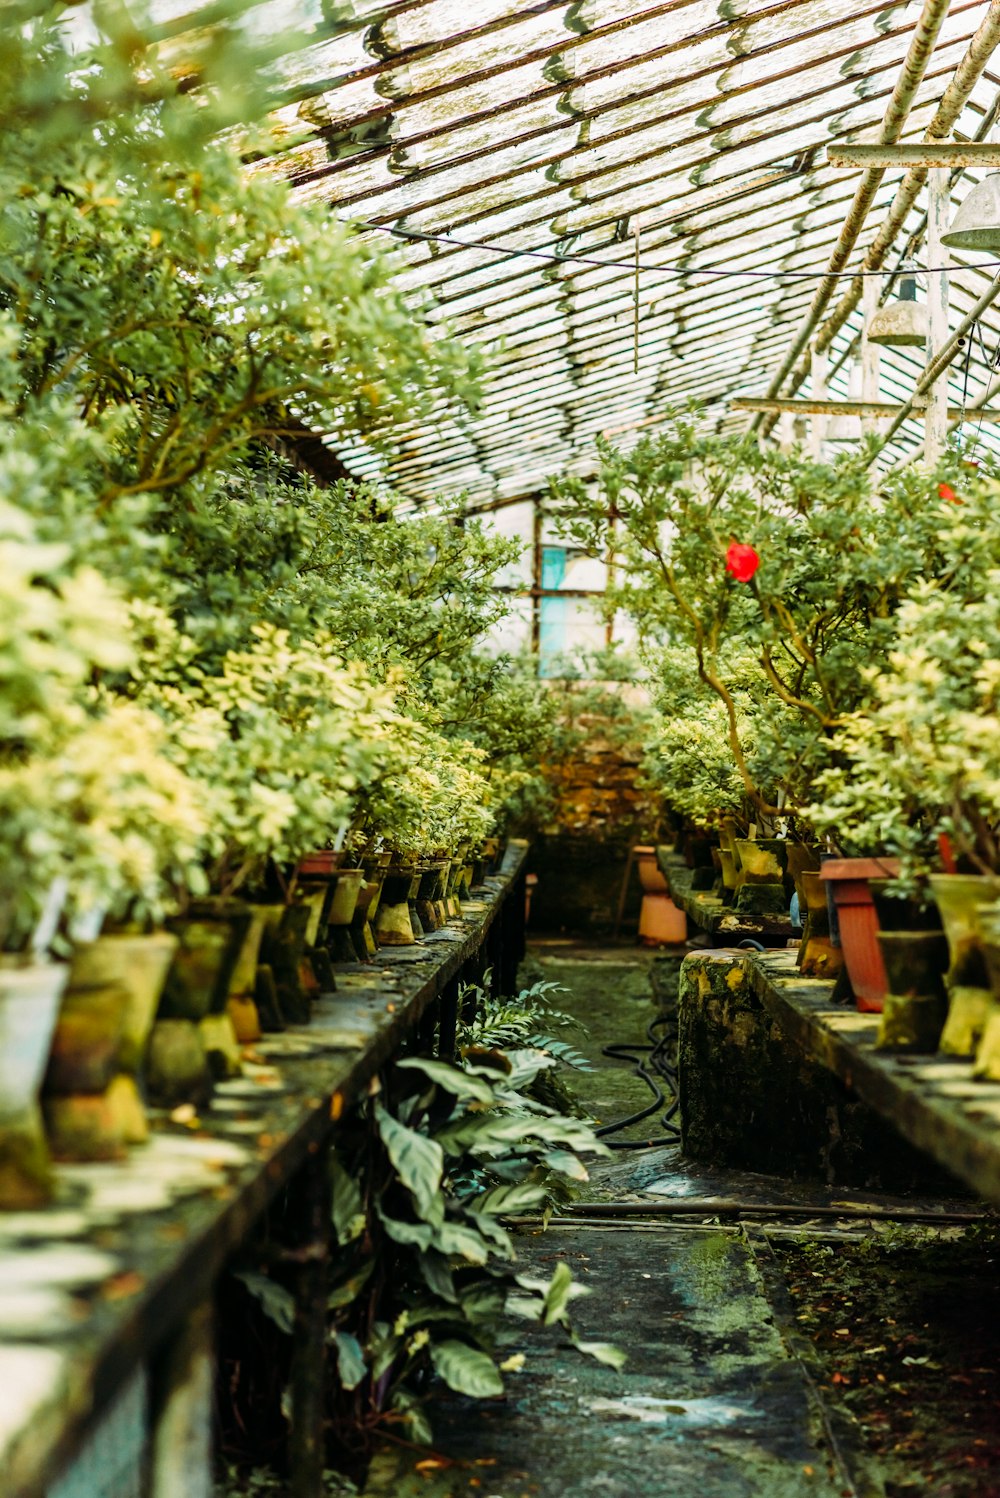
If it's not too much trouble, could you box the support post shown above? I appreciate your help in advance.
[861,274,881,438]
[925,168,951,464]
[438,974,460,1061]
[148,1303,214,1498]
[809,344,828,458]
[289,1146,332,1498]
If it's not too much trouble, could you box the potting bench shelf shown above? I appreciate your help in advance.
[747,949,1000,1206]
[655,847,798,947]
[0,842,529,1498]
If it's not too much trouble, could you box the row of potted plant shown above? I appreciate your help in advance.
[0,15,549,1207]
[551,410,1000,1072]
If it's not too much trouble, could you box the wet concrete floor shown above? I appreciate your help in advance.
[363,941,998,1498]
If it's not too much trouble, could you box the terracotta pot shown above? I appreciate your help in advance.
[161,901,252,1021]
[296,849,344,878]
[0,961,68,1206]
[818,858,901,1013]
[638,893,687,946]
[44,981,128,1095]
[635,846,669,895]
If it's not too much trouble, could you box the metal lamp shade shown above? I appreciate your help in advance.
[941,173,1000,251]
[866,299,927,347]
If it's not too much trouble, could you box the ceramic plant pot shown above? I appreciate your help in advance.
[930,874,1000,1057]
[796,872,843,979]
[161,901,253,1022]
[296,849,344,879]
[971,903,1000,1080]
[874,931,949,1053]
[0,961,68,1206]
[43,967,133,1162]
[52,932,179,1146]
[262,903,312,1026]
[225,906,272,1043]
[638,893,687,946]
[145,1019,213,1109]
[374,869,417,947]
[818,858,901,1013]
[326,870,365,927]
[731,839,787,916]
[415,864,443,933]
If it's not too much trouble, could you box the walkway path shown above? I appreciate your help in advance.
[363,942,995,1498]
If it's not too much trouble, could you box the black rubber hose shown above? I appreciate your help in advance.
[594,1013,682,1148]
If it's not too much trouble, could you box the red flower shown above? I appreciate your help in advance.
[938,482,962,505]
[725,542,760,582]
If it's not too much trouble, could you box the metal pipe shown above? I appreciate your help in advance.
[760,2,1000,434]
[751,0,951,434]
[875,268,1000,451]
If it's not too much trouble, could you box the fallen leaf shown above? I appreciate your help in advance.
[102,1270,145,1301]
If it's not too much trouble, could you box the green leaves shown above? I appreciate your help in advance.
[374,1101,444,1218]
[234,1272,296,1335]
[332,1331,367,1391]
[430,1341,504,1399]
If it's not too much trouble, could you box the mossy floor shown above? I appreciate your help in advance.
[360,940,1000,1498]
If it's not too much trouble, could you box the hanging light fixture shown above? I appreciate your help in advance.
[866,261,927,347]
[941,172,1000,250]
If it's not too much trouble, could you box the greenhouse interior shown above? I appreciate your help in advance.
[8,0,1000,1494]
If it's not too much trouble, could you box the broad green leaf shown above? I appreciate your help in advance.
[476,1180,551,1216]
[332,1330,367,1390]
[572,1337,627,1370]
[430,1340,504,1399]
[397,1056,496,1103]
[375,1101,443,1217]
[329,1154,365,1245]
[378,1210,435,1251]
[327,1262,374,1312]
[234,1271,295,1335]
[435,1220,492,1264]
[419,1251,457,1303]
[542,1262,574,1326]
[542,1149,590,1183]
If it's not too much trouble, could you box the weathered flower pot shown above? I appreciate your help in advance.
[874,931,949,1053]
[326,869,365,927]
[42,933,177,1159]
[225,906,272,1043]
[869,880,939,934]
[638,893,687,946]
[784,842,820,903]
[818,858,901,1013]
[971,904,1000,1080]
[0,961,68,1207]
[296,881,332,949]
[52,932,179,1146]
[930,874,1000,1057]
[296,849,344,878]
[374,869,417,947]
[796,872,843,979]
[262,903,313,1025]
[44,980,129,1096]
[161,901,252,1022]
[145,1019,213,1108]
[415,863,444,932]
[734,839,786,883]
[69,933,179,1077]
[717,848,738,902]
